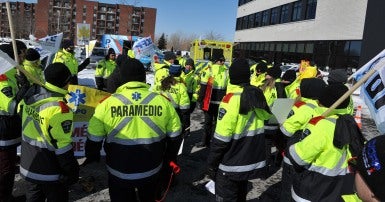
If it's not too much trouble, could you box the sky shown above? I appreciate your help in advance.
[22,0,238,41]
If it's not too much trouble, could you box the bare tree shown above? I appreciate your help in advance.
[204,31,224,41]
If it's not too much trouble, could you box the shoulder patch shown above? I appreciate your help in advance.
[218,107,227,120]
[0,74,7,81]
[295,88,301,96]
[61,120,72,133]
[222,93,234,103]
[294,101,306,108]
[58,101,70,113]
[309,116,324,125]
[99,95,111,103]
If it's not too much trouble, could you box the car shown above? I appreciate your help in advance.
[89,47,108,68]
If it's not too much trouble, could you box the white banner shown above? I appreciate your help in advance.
[132,37,155,59]
[0,50,18,74]
[37,32,63,54]
[353,49,385,135]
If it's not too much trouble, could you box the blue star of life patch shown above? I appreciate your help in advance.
[69,89,86,107]
[218,108,227,120]
[132,92,141,101]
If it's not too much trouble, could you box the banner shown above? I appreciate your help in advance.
[37,32,63,54]
[76,23,90,45]
[0,50,18,74]
[132,37,155,60]
[66,85,111,156]
[100,34,138,54]
[352,49,385,135]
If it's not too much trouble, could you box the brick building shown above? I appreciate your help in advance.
[1,0,156,44]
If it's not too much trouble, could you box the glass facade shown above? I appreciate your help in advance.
[235,40,362,69]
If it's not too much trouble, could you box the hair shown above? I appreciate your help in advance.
[261,77,275,92]
[160,75,177,91]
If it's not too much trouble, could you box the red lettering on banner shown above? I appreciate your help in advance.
[72,124,88,137]
[72,139,85,152]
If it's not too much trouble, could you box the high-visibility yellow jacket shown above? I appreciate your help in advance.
[95,59,117,90]
[285,79,300,99]
[153,61,171,92]
[19,82,78,183]
[287,112,354,201]
[250,72,266,88]
[22,60,44,84]
[0,68,22,148]
[207,85,271,180]
[87,81,182,182]
[198,63,228,105]
[53,49,78,76]
[182,69,200,102]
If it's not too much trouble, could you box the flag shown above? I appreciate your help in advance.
[352,49,385,135]
[0,50,18,74]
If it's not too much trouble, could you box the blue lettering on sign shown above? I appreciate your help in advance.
[74,108,87,114]
[134,38,152,49]
[365,74,385,111]
[106,39,111,44]
[50,36,57,42]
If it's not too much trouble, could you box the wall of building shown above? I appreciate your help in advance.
[235,0,367,43]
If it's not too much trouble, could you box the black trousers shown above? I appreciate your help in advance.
[108,173,158,202]
[280,161,297,202]
[25,181,68,202]
[202,104,219,146]
[0,147,17,202]
[215,173,248,202]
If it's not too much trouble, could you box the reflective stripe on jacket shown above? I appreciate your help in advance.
[87,81,182,180]
[287,115,353,201]
[20,83,74,183]
[207,85,271,180]
[0,68,21,148]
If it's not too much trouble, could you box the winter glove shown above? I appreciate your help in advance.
[78,58,90,72]
[95,77,105,90]
[57,150,79,186]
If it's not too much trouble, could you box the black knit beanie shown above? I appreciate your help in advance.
[266,65,282,79]
[356,135,385,201]
[164,51,176,61]
[229,58,250,85]
[169,64,182,77]
[318,83,349,109]
[256,62,268,73]
[185,58,194,67]
[26,48,40,61]
[62,39,74,49]
[300,78,327,100]
[282,70,297,83]
[119,57,146,83]
[328,69,348,84]
[44,63,72,88]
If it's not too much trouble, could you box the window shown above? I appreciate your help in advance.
[280,4,289,23]
[248,14,255,28]
[270,43,275,51]
[261,10,269,26]
[305,43,314,53]
[236,18,242,30]
[242,16,248,29]
[297,43,305,53]
[270,7,279,25]
[349,41,362,56]
[283,43,289,52]
[292,1,302,21]
[254,12,261,27]
[289,43,296,52]
[276,43,282,51]
[305,0,317,19]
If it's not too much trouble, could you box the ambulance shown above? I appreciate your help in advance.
[189,39,233,73]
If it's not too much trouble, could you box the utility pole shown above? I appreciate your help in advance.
[56,10,60,34]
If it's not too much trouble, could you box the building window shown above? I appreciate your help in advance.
[305,0,317,19]
[292,1,302,21]
[236,18,242,30]
[254,12,261,27]
[305,43,314,53]
[242,15,248,29]
[248,14,254,29]
[280,4,289,23]
[261,10,269,26]
[270,7,279,25]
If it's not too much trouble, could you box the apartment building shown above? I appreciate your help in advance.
[1,0,156,43]
[234,0,371,69]
[0,2,35,39]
